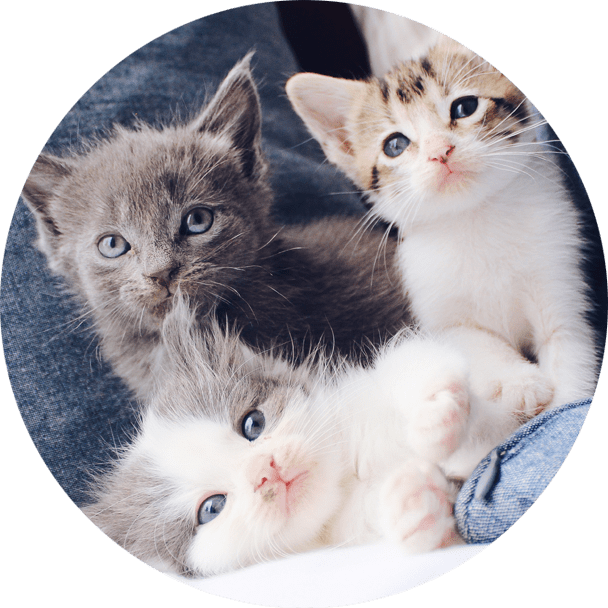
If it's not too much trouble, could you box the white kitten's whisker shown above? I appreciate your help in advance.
[299,412,344,452]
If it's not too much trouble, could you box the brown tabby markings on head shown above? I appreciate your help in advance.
[22,54,410,400]
[286,39,599,407]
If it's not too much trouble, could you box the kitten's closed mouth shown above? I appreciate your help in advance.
[433,162,471,192]
[254,459,309,516]
[149,298,173,318]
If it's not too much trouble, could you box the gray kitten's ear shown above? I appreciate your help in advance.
[82,455,189,575]
[286,73,366,175]
[21,153,75,253]
[192,52,263,179]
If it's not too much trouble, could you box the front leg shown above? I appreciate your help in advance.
[378,459,461,553]
[372,336,472,463]
[441,325,554,419]
[530,307,599,408]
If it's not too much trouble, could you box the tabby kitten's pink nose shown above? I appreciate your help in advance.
[429,145,455,165]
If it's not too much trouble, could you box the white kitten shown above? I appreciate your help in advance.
[286,38,600,407]
[83,299,535,576]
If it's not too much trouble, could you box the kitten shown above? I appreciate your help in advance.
[83,298,528,577]
[21,55,411,401]
[286,38,599,407]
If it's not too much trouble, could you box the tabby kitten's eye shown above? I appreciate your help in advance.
[451,96,479,120]
[242,410,265,441]
[98,235,131,258]
[181,207,214,236]
[383,133,410,158]
[197,494,227,525]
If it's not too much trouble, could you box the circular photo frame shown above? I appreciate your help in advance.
[2,1,605,606]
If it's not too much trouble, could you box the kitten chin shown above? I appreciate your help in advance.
[21,53,411,401]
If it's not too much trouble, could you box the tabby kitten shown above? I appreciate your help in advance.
[83,298,529,577]
[286,38,599,407]
[21,55,410,401]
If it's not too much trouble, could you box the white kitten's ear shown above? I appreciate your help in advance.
[192,52,263,179]
[286,73,366,171]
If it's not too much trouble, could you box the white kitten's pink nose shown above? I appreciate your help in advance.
[249,453,309,514]
[254,456,282,492]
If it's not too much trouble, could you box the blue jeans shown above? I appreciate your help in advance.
[455,398,592,542]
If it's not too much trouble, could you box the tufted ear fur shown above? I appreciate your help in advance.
[21,153,78,263]
[286,72,366,181]
[190,51,264,180]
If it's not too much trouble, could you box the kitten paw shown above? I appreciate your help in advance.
[380,460,460,553]
[408,381,470,461]
[486,363,554,419]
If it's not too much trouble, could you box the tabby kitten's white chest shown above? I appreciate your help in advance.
[286,38,599,407]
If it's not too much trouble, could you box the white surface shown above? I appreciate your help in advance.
[174,543,487,607]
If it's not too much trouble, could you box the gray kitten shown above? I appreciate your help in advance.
[22,55,410,401]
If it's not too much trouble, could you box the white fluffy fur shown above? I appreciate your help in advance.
[88,301,548,576]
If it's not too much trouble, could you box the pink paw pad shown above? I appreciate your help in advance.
[444,382,470,412]
[392,472,455,550]
[414,381,470,460]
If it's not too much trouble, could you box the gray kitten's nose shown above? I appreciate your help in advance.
[147,266,180,289]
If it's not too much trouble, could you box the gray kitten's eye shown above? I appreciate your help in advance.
[383,133,410,158]
[242,410,265,441]
[181,207,214,236]
[98,235,130,258]
[451,96,479,120]
[197,494,226,525]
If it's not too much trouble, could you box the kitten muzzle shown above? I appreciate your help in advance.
[429,144,456,165]
[252,456,309,515]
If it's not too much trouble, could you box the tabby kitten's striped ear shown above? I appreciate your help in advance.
[286,73,366,179]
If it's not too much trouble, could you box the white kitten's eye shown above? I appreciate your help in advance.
[97,235,131,258]
[451,96,479,120]
[181,207,214,236]
[383,133,410,158]
[197,494,227,525]
[242,409,265,441]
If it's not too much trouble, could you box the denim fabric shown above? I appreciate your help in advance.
[0,2,361,506]
[454,398,592,543]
